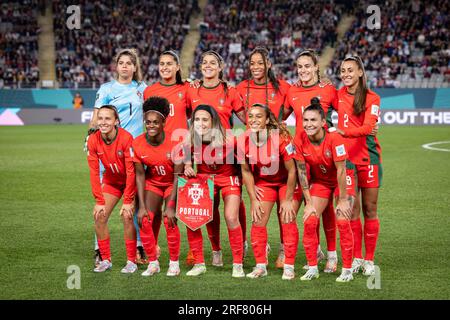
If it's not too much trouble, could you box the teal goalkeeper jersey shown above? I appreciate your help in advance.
[94,80,147,138]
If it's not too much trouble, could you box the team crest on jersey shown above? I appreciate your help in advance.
[271,92,276,100]
[325,149,332,158]
[178,92,183,99]
[219,98,225,106]
[166,152,171,159]
[137,91,142,99]
[118,150,124,158]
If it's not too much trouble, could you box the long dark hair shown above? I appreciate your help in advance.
[199,50,228,97]
[297,49,321,83]
[342,55,368,115]
[246,46,280,109]
[160,50,184,85]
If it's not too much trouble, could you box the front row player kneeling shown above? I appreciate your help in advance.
[133,96,184,276]
[87,105,138,273]
[294,98,355,282]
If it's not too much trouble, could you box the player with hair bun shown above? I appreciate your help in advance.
[132,96,184,277]
[87,105,137,273]
[294,98,355,282]
[284,49,341,273]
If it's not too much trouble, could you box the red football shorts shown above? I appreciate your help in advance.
[331,168,357,198]
[355,164,382,188]
[214,175,241,198]
[102,183,126,199]
[145,180,173,199]
[255,184,302,202]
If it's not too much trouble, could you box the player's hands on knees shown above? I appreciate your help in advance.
[303,203,317,222]
[120,203,134,219]
[163,208,177,228]
[137,207,148,228]
[93,204,106,220]
[184,165,196,177]
[280,200,296,223]
[251,200,264,223]
[336,198,352,220]
[254,186,264,201]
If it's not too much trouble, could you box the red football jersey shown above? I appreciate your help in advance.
[236,79,291,121]
[239,131,296,187]
[187,83,244,129]
[285,82,337,138]
[143,82,190,136]
[132,133,183,187]
[193,137,239,178]
[87,128,135,205]
[294,131,347,188]
[336,87,382,165]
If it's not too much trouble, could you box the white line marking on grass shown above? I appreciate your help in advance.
[422,141,450,152]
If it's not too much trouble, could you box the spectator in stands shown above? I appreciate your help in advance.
[73,92,84,109]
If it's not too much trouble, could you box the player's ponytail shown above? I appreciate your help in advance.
[343,56,368,115]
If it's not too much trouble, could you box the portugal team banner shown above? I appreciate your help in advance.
[176,174,214,231]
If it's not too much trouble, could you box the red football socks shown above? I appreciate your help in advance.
[251,225,268,265]
[139,215,157,261]
[350,218,363,259]
[164,217,180,262]
[97,237,111,262]
[336,220,354,268]
[364,218,380,261]
[281,222,299,265]
[303,215,319,266]
[186,228,204,264]
[124,239,137,263]
[227,225,244,264]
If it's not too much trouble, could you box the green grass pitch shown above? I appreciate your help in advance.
[0,124,449,300]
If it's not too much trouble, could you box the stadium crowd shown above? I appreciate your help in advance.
[0,0,447,88]
[52,0,193,88]
[0,1,40,88]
